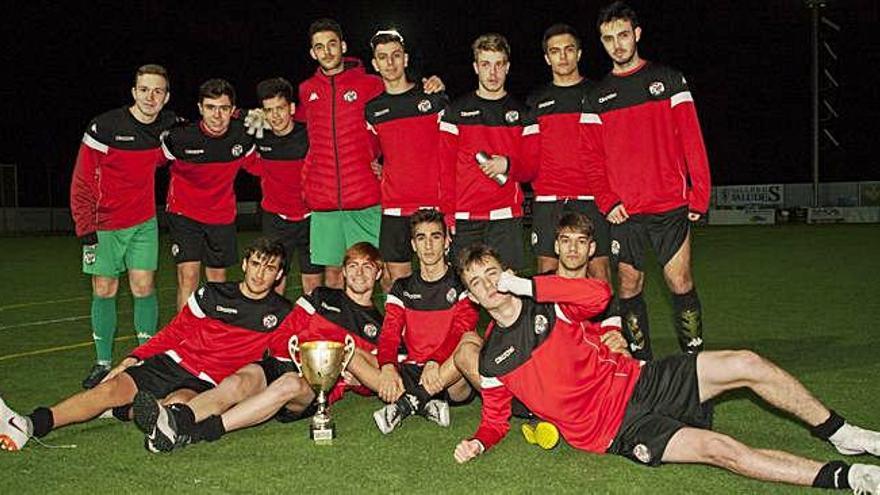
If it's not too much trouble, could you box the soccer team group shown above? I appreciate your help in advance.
[2,2,880,492]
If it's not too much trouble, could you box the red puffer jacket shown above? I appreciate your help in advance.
[298,58,384,211]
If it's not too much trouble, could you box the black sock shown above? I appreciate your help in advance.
[192,415,226,443]
[811,410,846,440]
[672,288,704,353]
[812,461,850,489]
[619,293,652,360]
[111,404,132,422]
[28,407,54,438]
[398,364,435,415]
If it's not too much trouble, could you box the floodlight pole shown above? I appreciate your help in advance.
[807,0,824,207]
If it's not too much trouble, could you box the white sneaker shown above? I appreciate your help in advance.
[423,400,450,428]
[373,403,404,435]
[831,424,880,457]
[849,464,880,495]
[0,397,30,452]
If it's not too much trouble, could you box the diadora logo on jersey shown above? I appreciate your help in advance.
[534,314,548,335]
[445,288,457,304]
[171,243,180,256]
[504,110,520,123]
[343,90,358,103]
[231,144,244,157]
[537,99,556,109]
[258,145,272,152]
[363,323,378,338]
[262,314,278,329]
[494,345,515,364]
[417,99,432,113]
[308,92,319,102]
[633,444,652,464]
[215,305,238,314]
[648,81,666,97]
[610,239,620,256]
[460,110,481,118]
[598,92,618,104]
[184,148,205,155]
[114,135,135,142]
[320,302,341,313]
[373,108,390,118]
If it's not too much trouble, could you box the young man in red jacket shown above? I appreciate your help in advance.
[580,2,712,360]
[451,245,880,494]
[69,64,179,389]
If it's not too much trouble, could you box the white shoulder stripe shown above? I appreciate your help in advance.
[554,304,571,324]
[601,316,622,328]
[385,294,404,308]
[458,290,470,302]
[670,91,694,107]
[161,140,175,161]
[579,113,602,125]
[522,123,539,136]
[439,121,459,135]
[296,297,316,314]
[82,133,109,154]
[187,293,206,318]
[480,375,503,389]
[244,144,256,157]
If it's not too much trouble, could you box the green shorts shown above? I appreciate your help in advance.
[309,206,381,267]
[82,217,159,276]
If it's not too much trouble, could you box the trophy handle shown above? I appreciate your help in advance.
[341,334,356,372]
[288,335,303,376]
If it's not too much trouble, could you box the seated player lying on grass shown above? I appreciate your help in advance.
[451,243,880,494]
[0,238,292,452]
[370,210,479,434]
[130,242,389,452]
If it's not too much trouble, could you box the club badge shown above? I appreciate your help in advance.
[446,288,457,304]
[648,81,666,97]
[417,99,432,113]
[343,90,358,103]
[504,110,520,123]
[364,323,378,339]
[231,144,244,157]
[263,314,279,329]
[83,249,96,265]
[534,314,548,335]
[633,444,652,464]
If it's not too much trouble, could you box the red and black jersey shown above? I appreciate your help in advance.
[472,276,642,454]
[70,107,179,238]
[130,282,292,385]
[377,268,478,367]
[439,93,538,222]
[525,80,596,199]
[365,84,449,216]
[252,124,310,221]
[162,119,256,225]
[579,62,712,215]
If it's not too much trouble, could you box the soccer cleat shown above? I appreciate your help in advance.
[423,400,450,428]
[81,364,111,389]
[831,424,880,457]
[0,396,30,452]
[132,391,183,453]
[373,403,404,435]
[521,420,560,450]
[849,464,880,495]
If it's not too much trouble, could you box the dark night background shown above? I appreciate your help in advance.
[1,0,877,207]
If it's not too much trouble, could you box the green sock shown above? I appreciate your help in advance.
[133,293,158,344]
[91,295,117,365]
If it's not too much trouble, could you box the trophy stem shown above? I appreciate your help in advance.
[310,389,335,445]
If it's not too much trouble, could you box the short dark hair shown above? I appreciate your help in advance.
[309,18,344,45]
[410,210,447,239]
[256,77,294,103]
[597,1,640,31]
[134,64,169,89]
[243,237,288,279]
[456,243,506,281]
[198,78,236,106]
[542,24,581,53]
[370,29,405,53]
[555,212,595,239]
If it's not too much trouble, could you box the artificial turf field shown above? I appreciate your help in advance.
[1,224,879,494]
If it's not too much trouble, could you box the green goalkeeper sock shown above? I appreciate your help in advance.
[91,295,117,365]
[133,293,158,344]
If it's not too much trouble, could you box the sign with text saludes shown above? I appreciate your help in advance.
[714,184,784,207]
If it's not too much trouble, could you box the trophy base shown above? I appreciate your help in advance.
[310,424,336,446]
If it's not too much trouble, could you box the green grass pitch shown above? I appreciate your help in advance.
[1,224,878,493]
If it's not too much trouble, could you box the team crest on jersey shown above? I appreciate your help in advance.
[417,99,432,113]
[648,81,666,97]
[363,323,379,339]
[231,144,244,157]
[83,249,96,265]
[504,110,520,123]
[531,232,538,246]
[534,314,548,335]
[610,240,620,256]
[446,288,457,304]
[633,444,652,464]
[171,243,180,257]
[262,314,279,329]
[343,90,358,103]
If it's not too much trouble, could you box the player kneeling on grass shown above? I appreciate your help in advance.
[0,238,291,452]
[369,210,479,433]
[451,244,880,494]
[130,242,389,452]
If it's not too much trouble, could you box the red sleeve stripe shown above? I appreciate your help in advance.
[670,91,694,107]
[385,294,404,308]
[82,133,109,153]
[579,113,602,124]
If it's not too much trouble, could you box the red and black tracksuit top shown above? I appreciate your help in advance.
[162,120,256,225]
[70,107,179,241]
[129,282,292,385]
[473,276,642,454]
[579,61,712,216]
[525,80,596,200]
[253,124,310,222]
[377,269,478,367]
[439,93,538,223]
[298,58,385,212]
[365,84,449,217]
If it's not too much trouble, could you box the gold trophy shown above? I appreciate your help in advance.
[289,334,355,445]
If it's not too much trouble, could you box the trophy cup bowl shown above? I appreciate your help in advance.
[289,334,355,445]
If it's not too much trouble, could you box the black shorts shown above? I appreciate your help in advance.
[262,212,323,275]
[257,355,300,385]
[607,354,713,467]
[531,199,611,258]
[610,206,690,271]
[451,218,524,270]
[167,214,238,268]
[398,363,476,407]
[124,354,215,399]
[379,214,414,263]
